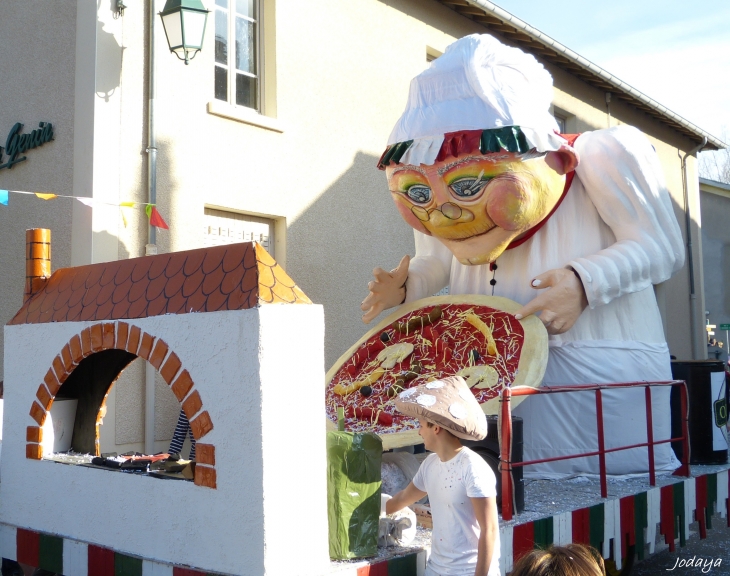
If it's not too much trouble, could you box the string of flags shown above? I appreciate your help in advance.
[0,189,169,229]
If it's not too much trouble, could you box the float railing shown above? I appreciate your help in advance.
[498,380,690,521]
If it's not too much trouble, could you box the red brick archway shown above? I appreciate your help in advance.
[25,321,217,488]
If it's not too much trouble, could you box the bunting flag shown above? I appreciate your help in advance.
[572,507,590,545]
[634,491,648,560]
[75,197,95,207]
[500,524,513,576]
[647,487,661,554]
[532,516,553,549]
[146,205,169,230]
[620,495,636,559]
[718,469,729,521]
[0,189,169,230]
[674,480,686,547]
[512,522,535,564]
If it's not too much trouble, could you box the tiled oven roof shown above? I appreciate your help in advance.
[8,242,311,325]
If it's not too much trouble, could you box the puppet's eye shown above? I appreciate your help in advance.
[450,177,489,197]
[406,185,432,204]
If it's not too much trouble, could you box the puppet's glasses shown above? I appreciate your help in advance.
[410,202,463,222]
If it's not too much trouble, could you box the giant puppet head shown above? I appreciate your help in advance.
[378,35,578,265]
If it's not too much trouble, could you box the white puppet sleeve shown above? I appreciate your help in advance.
[404,231,453,302]
[568,126,685,308]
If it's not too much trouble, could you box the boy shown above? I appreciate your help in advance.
[386,376,500,576]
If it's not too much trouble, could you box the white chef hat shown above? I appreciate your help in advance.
[379,34,565,168]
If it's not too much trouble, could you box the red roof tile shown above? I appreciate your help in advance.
[8,242,311,325]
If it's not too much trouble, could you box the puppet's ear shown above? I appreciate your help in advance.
[545,146,579,175]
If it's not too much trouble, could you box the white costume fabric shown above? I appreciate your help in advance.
[405,126,685,478]
[413,448,500,576]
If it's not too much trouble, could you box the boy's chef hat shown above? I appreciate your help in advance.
[380,34,566,168]
[394,376,488,441]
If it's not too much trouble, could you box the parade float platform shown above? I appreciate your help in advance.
[326,463,730,576]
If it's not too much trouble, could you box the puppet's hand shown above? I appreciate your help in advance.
[514,268,588,335]
[361,255,410,324]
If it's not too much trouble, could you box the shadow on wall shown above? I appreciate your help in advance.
[287,151,415,370]
[96,0,124,102]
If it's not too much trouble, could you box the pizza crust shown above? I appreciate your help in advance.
[325,295,548,449]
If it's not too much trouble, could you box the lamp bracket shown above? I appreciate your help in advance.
[114,0,127,17]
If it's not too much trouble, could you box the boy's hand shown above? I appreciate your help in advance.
[385,481,426,515]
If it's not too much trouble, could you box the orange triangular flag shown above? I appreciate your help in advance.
[35,193,58,200]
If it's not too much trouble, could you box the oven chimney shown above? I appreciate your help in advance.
[25,228,51,302]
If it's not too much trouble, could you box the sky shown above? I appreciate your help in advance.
[490,1,730,146]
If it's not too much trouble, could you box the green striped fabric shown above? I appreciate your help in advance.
[387,553,417,576]
[589,503,604,552]
[114,552,143,576]
[707,473,717,529]
[674,482,686,547]
[38,533,63,574]
[533,517,554,549]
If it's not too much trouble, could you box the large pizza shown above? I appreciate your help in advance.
[325,295,548,449]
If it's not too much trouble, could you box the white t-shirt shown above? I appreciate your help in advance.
[413,448,500,576]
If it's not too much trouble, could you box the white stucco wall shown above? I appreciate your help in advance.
[0,304,328,576]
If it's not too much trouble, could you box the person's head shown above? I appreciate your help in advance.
[510,544,606,576]
[379,34,578,266]
[394,376,488,444]
[417,417,458,451]
[385,148,575,265]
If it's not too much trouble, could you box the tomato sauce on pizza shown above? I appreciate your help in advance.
[325,302,525,435]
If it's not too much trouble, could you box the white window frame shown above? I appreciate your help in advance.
[203,207,276,257]
[214,0,262,113]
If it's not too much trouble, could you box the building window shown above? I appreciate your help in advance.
[554,113,566,134]
[203,208,275,255]
[214,0,259,111]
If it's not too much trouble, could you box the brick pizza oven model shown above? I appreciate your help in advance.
[0,230,329,576]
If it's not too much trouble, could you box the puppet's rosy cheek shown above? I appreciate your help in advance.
[485,177,530,231]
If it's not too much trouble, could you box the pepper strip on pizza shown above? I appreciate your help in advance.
[325,295,548,449]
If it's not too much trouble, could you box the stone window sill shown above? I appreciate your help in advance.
[206,101,284,133]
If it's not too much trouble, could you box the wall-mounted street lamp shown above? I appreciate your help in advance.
[159,0,210,65]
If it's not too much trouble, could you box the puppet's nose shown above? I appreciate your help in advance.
[428,203,474,226]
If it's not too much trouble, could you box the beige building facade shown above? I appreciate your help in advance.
[700,177,730,362]
[0,0,723,453]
